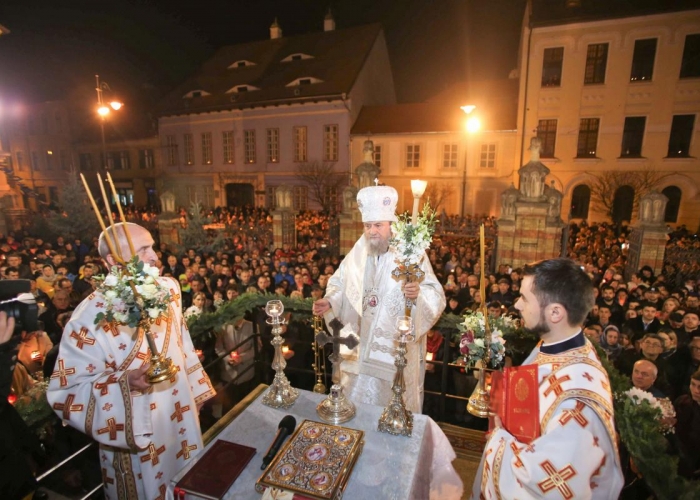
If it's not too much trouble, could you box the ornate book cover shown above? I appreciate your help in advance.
[174,440,256,500]
[256,419,364,500]
[490,364,540,444]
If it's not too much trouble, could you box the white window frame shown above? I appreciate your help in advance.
[244,130,256,164]
[323,124,339,162]
[267,128,280,163]
[201,132,213,164]
[443,143,458,168]
[184,133,194,165]
[294,126,307,162]
[480,143,496,168]
[406,143,421,168]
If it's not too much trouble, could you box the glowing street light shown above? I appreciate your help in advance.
[460,105,480,217]
[95,74,124,171]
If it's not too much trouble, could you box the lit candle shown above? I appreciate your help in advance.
[229,351,239,361]
[426,352,434,361]
[480,224,485,302]
[281,346,290,354]
[195,349,203,359]
[31,351,41,361]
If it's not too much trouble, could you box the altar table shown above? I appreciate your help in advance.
[170,385,463,499]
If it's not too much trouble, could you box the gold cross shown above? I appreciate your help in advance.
[558,401,589,428]
[176,440,197,460]
[170,401,191,423]
[140,443,166,466]
[543,373,571,398]
[97,417,125,440]
[52,393,84,420]
[537,460,577,499]
[70,327,96,350]
[51,359,76,387]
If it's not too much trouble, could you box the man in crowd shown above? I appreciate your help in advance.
[676,309,700,346]
[632,359,666,398]
[47,222,215,500]
[312,183,445,413]
[673,369,700,478]
[626,302,661,342]
[473,258,622,499]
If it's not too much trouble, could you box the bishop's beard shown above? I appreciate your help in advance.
[365,234,390,257]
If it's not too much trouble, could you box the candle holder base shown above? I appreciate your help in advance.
[317,383,355,424]
[147,354,178,384]
[262,374,299,409]
[467,367,492,418]
[377,398,413,437]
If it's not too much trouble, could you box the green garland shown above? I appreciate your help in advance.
[14,380,53,429]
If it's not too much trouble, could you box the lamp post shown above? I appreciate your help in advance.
[95,75,123,172]
[460,105,480,218]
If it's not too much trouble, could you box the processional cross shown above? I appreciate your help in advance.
[315,318,359,385]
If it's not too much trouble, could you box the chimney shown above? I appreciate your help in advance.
[270,18,282,39]
[324,9,335,32]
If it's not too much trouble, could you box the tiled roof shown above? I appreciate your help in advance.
[351,79,519,135]
[159,23,384,117]
[530,0,699,27]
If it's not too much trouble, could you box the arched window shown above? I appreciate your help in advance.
[662,185,682,223]
[612,185,635,223]
[570,184,590,219]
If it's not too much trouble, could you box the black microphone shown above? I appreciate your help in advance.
[261,415,297,470]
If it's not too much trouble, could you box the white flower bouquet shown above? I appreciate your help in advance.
[94,256,171,328]
[456,311,516,369]
[390,203,437,266]
[623,387,676,435]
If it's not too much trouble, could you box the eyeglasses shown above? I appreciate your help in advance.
[642,341,662,349]
[691,346,700,352]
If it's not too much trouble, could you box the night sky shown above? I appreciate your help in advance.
[0,0,525,108]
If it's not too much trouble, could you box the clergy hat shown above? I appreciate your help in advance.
[356,184,398,222]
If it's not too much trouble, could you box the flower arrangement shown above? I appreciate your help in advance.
[390,203,437,265]
[622,387,676,435]
[93,256,170,328]
[455,311,517,369]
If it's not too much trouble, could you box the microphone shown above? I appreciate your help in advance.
[261,415,297,470]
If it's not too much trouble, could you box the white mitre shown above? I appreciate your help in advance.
[356,182,398,222]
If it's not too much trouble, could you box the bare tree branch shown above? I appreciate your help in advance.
[588,165,668,221]
[295,161,347,212]
[423,182,455,213]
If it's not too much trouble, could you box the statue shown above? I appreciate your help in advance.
[362,139,375,164]
[529,137,542,163]
[545,181,562,220]
[500,184,519,218]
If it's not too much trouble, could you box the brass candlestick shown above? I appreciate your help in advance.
[378,315,414,437]
[262,300,298,409]
[311,315,327,394]
[143,322,178,384]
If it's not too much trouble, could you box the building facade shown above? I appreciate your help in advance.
[157,19,395,211]
[516,2,700,227]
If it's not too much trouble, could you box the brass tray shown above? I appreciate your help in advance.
[255,419,364,500]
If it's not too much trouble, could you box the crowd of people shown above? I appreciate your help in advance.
[1,210,699,491]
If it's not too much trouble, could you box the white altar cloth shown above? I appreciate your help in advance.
[170,388,463,499]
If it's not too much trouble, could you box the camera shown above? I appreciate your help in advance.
[0,280,39,337]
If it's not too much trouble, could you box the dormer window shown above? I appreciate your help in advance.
[286,77,323,87]
[228,60,256,69]
[281,52,314,63]
[183,89,211,99]
[226,84,261,94]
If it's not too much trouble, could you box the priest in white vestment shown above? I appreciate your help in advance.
[47,223,215,500]
[472,258,623,499]
[312,183,445,413]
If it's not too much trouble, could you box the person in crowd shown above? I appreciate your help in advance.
[185,291,207,319]
[473,258,622,499]
[676,309,700,346]
[631,359,667,398]
[601,325,623,361]
[626,302,661,342]
[47,222,215,500]
[214,317,257,414]
[312,183,445,413]
[673,369,700,479]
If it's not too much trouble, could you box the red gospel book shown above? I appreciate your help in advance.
[489,364,540,444]
[174,439,256,500]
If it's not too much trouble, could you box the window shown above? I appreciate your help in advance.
[293,186,308,210]
[662,186,682,223]
[45,151,53,169]
[79,153,92,171]
[31,151,40,170]
[373,144,382,168]
[16,151,25,171]
[680,34,700,78]
[443,144,458,168]
[323,125,338,161]
[667,114,695,157]
[480,144,496,168]
[166,135,178,166]
[55,111,63,133]
[537,119,558,157]
[48,187,59,205]
[223,131,235,164]
[630,38,657,82]
[267,128,279,163]
[620,117,646,157]
[139,149,154,169]
[570,184,590,219]
[584,43,608,84]
[41,113,49,134]
[406,144,421,168]
[294,126,307,162]
[576,118,600,158]
[201,132,212,164]
[266,186,276,209]
[60,150,69,170]
[237,86,248,93]
[541,47,564,87]
[244,130,256,163]
[111,151,130,170]
[184,133,194,165]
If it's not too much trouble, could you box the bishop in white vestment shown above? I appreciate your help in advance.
[313,184,445,413]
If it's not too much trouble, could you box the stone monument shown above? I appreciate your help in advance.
[625,191,668,279]
[271,185,297,250]
[496,138,565,269]
[157,191,181,246]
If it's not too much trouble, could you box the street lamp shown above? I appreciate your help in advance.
[460,105,480,217]
[95,74,123,171]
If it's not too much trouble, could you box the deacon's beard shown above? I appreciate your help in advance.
[365,234,390,257]
[523,310,551,337]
